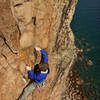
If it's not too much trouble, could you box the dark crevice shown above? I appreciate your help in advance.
[1,52,27,83]
[16,81,35,100]
[0,33,18,55]
[51,59,71,91]
[1,53,15,71]
[0,53,10,71]
[24,0,30,2]
[32,16,36,26]
[0,54,7,71]
[54,0,73,51]
[16,24,21,40]
[16,82,30,100]
[14,3,23,7]
[1,53,7,60]
[13,0,30,7]
[32,16,37,47]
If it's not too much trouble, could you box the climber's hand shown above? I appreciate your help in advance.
[35,47,41,52]
[26,66,31,71]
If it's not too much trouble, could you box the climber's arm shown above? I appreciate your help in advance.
[35,47,48,63]
[28,70,35,80]
[26,66,35,80]
[40,49,48,63]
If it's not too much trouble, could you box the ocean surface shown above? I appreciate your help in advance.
[71,0,100,100]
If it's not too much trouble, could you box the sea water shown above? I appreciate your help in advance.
[71,0,100,99]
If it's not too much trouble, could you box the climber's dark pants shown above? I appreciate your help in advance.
[18,82,35,100]
[18,81,45,100]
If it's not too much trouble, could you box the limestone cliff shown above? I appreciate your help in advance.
[0,0,77,100]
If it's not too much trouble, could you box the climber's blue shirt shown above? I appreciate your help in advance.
[28,49,49,84]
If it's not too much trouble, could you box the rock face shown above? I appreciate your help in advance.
[0,0,77,100]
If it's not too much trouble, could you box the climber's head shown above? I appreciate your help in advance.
[39,62,49,72]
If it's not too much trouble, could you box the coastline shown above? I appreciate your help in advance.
[61,57,88,100]
[69,0,100,99]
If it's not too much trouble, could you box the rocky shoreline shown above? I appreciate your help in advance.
[61,43,95,100]
[62,60,88,100]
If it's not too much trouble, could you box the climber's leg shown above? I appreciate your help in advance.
[19,83,35,100]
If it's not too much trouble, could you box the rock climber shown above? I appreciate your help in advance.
[18,47,49,100]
